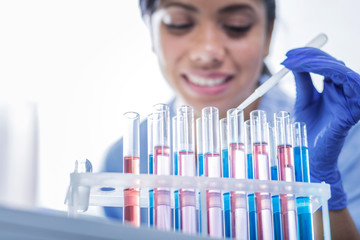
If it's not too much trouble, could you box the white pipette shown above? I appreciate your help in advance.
[237,33,328,110]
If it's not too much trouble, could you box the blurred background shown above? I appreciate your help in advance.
[0,0,359,216]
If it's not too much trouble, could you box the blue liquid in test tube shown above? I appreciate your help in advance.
[147,114,154,227]
[245,120,257,240]
[173,116,181,231]
[196,117,203,234]
[271,166,282,240]
[269,121,283,240]
[220,118,231,238]
[293,122,313,240]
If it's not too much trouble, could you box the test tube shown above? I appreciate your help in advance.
[197,117,204,177]
[269,121,283,240]
[250,110,273,240]
[147,113,154,227]
[173,116,181,231]
[293,122,313,240]
[123,112,141,227]
[202,107,223,238]
[220,118,231,239]
[177,105,197,234]
[227,108,248,240]
[196,117,203,234]
[152,104,171,231]
[245,119,257,240]
[274,111,297,240]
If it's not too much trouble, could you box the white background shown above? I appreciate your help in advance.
[0,0,359,215]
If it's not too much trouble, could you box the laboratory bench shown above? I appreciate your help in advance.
[0,205,207,240]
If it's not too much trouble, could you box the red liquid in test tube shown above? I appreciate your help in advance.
[123,112,141,227]
[124,156,140,226]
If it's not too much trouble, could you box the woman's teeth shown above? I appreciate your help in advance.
[187,76,227,86]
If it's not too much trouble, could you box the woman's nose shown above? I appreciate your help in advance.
[189,23,225,69]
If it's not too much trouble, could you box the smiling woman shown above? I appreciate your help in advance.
[148,0,273,119]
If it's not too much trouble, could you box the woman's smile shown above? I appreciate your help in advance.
[181,71,234,95]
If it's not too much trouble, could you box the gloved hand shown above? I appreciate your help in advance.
[281,47,360,210]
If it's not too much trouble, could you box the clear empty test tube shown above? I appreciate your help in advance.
[269,121,283,240]
[245,119,257,240]
[152,104,172,231]
[202,107,223,238]
[250,110,273,240]
[227,108,248,240]
[292,122,313,240]
[196,117,203,234]
[177,105,197,235]
[147,113,154,227]
[123,112,141,227]
[172,116,181,232]
[274,111,297,240]
[220,118,231,239]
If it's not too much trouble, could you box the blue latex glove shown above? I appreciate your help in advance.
[281,47,360,210]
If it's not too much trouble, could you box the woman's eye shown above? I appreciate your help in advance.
[224,25,251,34]
[165,23,194,30]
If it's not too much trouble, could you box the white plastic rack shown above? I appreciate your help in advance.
[65,172,331,239]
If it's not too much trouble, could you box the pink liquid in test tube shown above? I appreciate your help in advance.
[253,142,273,240]
[179,151,197,234]
[275,111,297,240]
[204,153,223,238]
[229,143,248,239]
[154,145,171,231]
[278,145,297,240]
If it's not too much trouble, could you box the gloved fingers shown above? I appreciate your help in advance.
[285,47,337,60]
[292,71,320,110]
[282,54,350,81]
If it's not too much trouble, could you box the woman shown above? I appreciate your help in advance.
[104,0,360,238]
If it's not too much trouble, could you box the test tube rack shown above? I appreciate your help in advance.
[65,172,331,239]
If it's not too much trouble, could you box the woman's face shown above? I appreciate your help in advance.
[150,0,272,118]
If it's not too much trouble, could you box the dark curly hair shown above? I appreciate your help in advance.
[138,0,276,30]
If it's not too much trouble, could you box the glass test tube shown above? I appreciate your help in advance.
[250,110,273,240]
[177,105,197,234]
[220,118,232,239]
[123,112,141,227]
[202,107,223,238]
[227,108,248,240]
[147,114,154,227]
[152,104,172,231]
[196,117,203,234]
[173,116,181,232]
[245,119,257,240]
[275,111,297,240]
[197,117,204,177]
[269,121,283,240]
[293,122,313,240]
